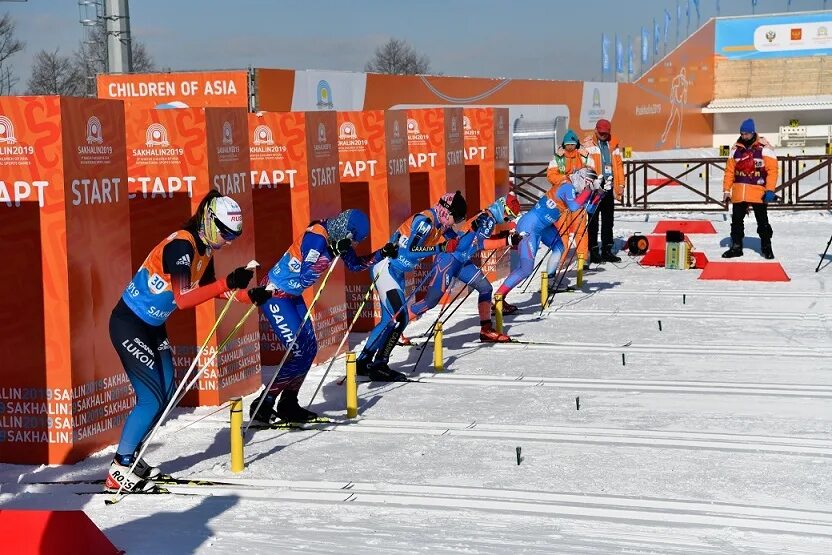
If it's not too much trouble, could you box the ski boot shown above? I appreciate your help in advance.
[492,300,518,315]
[721,243,743,258]
[133,456,161,480]
[398,334,412,346]
[275,390,318,423]
[249,393,278,425]
[590,247,603,264]
[366,361,409,382]
[602,246,621,263]
[761,242,774,260]
[356,354,373,377]
[105,454,156,493]
[479,325,511,343]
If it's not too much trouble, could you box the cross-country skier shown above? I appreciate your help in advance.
[494,167,601,310]
[246,209,399,425]
[107,190,253,493]
[406,193,522,343]
[356,191,468,381]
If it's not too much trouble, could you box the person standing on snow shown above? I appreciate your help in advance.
[246,209,398,424]
[583,119,625,263]
[547,129,594,270]
[494,167,602,311]
[107,190,254,493]
[722,118,778,259]
[356,191,467,382]
[407,193,523,343]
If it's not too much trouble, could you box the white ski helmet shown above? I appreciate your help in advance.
[569,167,598,192]
[202,195,243,249]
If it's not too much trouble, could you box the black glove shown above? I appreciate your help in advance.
[329,237,352,256]
[507,232,524,247]
[496,229,512,239]
[225,266,254,290]
[380,242,399,259]
[247,286,273,307]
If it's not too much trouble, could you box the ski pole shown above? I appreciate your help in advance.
[243,256,341,436]
[305,272,381,408]
[816,233,832,272]
[111,260,261,500]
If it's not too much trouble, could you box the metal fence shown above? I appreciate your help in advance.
[510,155,832,211]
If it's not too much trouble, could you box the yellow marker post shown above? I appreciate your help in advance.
[433,322,444,371]
[495,295,504,334]
[346,351,358,418]
[577,255,584,288]
[540,272,549,308]
[230,397,244,473]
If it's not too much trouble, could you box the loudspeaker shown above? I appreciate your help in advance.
[627,234,650,256]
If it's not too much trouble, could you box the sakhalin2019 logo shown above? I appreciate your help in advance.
[252,124,274,146]
[145,123,169,147]
[0,115,17,144]
[316,80,334,109]
[86,116,103,144]
[222,121,233,146]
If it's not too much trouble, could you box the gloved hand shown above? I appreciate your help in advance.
[590,177,604,191]
[586,199,599,215]
[441,238,459,253]
[328,237,352,256]
[762,190,777,203]
[226,266,254,290]
[506,231,524,247]
[380,242,399,259]
[723,191,732,203]
[247,286,273,307]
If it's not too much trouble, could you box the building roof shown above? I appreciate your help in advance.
[703,95,832,113]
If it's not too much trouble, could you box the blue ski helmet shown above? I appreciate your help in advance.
[325,209,370,244]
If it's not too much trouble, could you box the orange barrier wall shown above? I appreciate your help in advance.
[337,111,390,332]
[0,96,131,464]
[124,107,260,407]
[97,70,250,112]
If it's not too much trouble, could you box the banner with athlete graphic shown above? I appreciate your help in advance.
[0,96,131,464]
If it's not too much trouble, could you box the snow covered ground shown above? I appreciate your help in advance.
[2,210,832,554]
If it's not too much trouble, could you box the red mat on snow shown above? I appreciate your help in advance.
[698,261,790,282]
[652,220,717,234]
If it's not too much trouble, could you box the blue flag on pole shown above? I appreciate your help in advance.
[692,0,700,21]
[716,0,721,16]
[627,35,634,78]
[615,34,623,74]
[676,0,682,43]
[664,9,671,50]
[602,33,610,76]
[653,17,660,58]
[641,26,649,67]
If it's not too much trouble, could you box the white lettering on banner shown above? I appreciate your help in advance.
[495,146,509,160]
[310,166,337,187]
[388,158,408,176]
[250,169,297,189]
[213,172,248,195]
[463,146,487,161]
[70,177,121,206]
[0,180,49,208]
[128,176,196,199]
[106,79,240,98]
[408,152,438,168]
[446,149,463,166]
[339,160,378,178]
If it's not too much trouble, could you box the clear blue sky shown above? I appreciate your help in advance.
[5,0,830,90]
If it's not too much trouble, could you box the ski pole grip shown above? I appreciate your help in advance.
[230,397,244,473]
[345,352,358,419]
[433,322,444,372]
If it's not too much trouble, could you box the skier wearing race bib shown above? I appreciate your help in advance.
[245,209,398,425]
[356,191,467,382]
[495,167,601,311]
[107,190,254,492]
[407,193,522,343]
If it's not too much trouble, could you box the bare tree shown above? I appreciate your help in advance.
[365,38,431,75]
[75,25,156,95]
[0,13,24,95]
[26,49,85,96]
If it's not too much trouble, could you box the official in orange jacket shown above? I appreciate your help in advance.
[582,119,625,263]
[722,118,778,259]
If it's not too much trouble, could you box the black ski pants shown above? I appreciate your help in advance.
[730,202,772,247]
[588,190,615,251]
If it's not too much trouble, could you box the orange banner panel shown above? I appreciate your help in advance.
[97,70,249,112]
[0,96,131,464]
